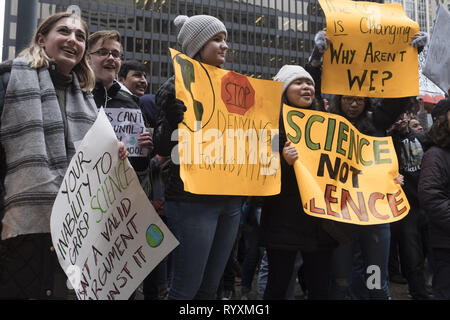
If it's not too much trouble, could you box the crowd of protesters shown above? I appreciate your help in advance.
[0,11,449,301]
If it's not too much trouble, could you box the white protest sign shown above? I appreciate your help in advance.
[423,5,450,93]
[50,108,179,300]
[105,108,148,157]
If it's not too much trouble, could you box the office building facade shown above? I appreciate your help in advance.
[2,0,326,93]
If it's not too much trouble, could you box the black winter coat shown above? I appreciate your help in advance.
[260,104,340,252]
[418,146,450,248]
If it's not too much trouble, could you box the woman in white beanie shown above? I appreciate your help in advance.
[152,14,243,300]
[260,65,343,300]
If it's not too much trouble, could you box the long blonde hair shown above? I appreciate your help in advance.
[18,12,95,91]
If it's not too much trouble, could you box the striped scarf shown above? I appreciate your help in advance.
[0,57,97,240]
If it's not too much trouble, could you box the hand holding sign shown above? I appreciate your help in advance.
[318,0,420,98]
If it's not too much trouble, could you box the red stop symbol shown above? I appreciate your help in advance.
[221,72,255,115]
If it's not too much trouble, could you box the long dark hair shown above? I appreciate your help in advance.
[328,94,376,135]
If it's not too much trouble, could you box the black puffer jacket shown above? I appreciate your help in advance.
[153,76,242,202]
[260,104,341,252]
[418,146,450,248]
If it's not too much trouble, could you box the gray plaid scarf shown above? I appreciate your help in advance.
[0,57,97,239]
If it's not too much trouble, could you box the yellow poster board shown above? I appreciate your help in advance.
[283,105,409,225]
[170,48,282,195]
[318,0,420,98]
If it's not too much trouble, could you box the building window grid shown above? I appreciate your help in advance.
[4,0,324,91]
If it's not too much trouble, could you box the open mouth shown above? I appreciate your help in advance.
[62,47,77,55]
[103,65,116,70]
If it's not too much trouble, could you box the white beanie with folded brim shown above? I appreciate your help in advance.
[274,65,315,95]
[174,15,228,58]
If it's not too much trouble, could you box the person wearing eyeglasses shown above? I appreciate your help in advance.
[87,30,153,210]
[305,30,428,300]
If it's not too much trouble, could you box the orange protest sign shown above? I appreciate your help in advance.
[318,0,420,97]
[170,48,282,196]
[283,105,409,225]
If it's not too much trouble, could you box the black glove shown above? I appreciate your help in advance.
[166,98,187,127]
[309,30,328,66]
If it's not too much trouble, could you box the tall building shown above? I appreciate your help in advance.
[384,0,446,34]
[2,0,326,93]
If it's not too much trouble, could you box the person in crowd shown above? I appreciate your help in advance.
[118,60,148,97]
[0,12,128,299]
[389,110,432,299]
[153,14,243,300]
[418,98,450,299]
[409,116,424,133]
[88,30,153,195]
[260,65,345,300]
[307,29,426,299]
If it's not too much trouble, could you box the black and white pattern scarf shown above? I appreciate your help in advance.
[0,57,97,240]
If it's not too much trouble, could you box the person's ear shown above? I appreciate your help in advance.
[37,33,46,48]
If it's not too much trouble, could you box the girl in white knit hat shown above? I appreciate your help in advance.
[152,14,244,300]
[259,65,344,300]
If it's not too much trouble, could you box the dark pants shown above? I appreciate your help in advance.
[391,206,431,299]
[431,248,450,300]
[0,233,68,299]
[240,224,263,294]
[264,248,332,300]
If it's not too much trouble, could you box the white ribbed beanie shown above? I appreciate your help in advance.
[274,65,315,95]
[174,15,227,58]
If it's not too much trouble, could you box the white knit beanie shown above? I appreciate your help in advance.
[274,65,315,95]
[174,15,227,58]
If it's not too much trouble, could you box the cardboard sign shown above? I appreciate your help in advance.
[170,48,282,196]
[283,105,409,225]
[104,108,148,157]
[50,109,178,300]
[318,0,420,97]
[423,5,450,93]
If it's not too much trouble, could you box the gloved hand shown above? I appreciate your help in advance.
[309,30,329,66]
[411,32,428,52]
[166,98,187,127]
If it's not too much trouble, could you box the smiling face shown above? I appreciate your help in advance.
[88,38,122,89]
[37,17,86,75]
[119,70,148,97]
[285,78,315,108]
[198,32,228,67]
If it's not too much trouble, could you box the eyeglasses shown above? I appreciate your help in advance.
[342,96,365,105]
[89,48,123,60]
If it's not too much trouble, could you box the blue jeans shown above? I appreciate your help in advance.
[165,199,242,299]
[330,224,391,300]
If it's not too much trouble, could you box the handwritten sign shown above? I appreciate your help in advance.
[50,108,179,300]
[104,108,147,157]
[423,5,450,93]
[283,105,409,225]
[318,0,420,97]
[170,48,282,196]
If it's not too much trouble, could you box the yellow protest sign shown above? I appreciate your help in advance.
[283,105,409,225]
[318,0,420,97]
[170,48,281,196]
